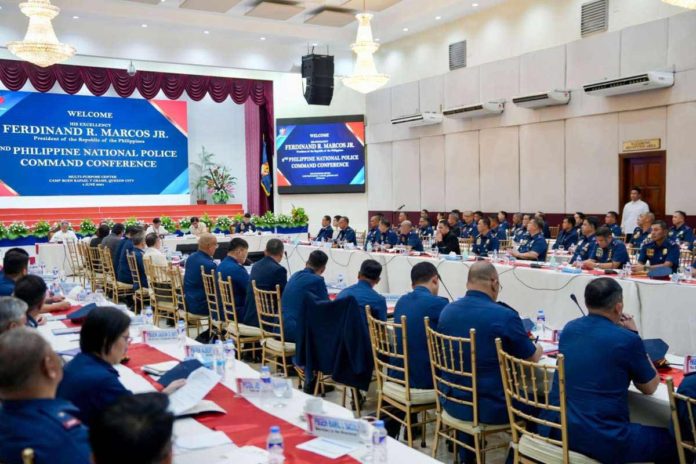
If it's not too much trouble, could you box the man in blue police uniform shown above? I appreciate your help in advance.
[438,262,541,463]
[315,215,334,242]
[243,238,287,327]
[461,211,479,238]
[544,278,677,463]
[0,248,29,296]
[365,215,381,250]
[13,275,47,329]
[281,250,329,343]
[471,217,499,257]
[552,216,578,251]
[536,212,552,239]
[217,238,250,312]
[570,216,598,264]
[447,212,463,238]
[115,225,140,276]
[489,215,505,241]
[398,220,423,251]
[510,213,523,239]
[676,372,696,462]
[376,219,398,249]
[605,211,623,238]
[630,212,654,249]
[582,226,629,270]
[574,212,585,235]
[334,216,357,246]
[418,216,434,238]
[336,259,387,322]
[633,220,681,274]
[435,220,461,255]
[117,231,148,289]
[670,210,694,250]
[511,217,547,261]
[183,233,218,316]
[512,213,531,243]
[392,262,448,389]
[497,211,510,238]
[0,328,91,464]
[235,213,257,234]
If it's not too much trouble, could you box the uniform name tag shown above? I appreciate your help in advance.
[236,378,263,395]
[306,413,363,443]
[142,329,179,343]
[685,356,696,374]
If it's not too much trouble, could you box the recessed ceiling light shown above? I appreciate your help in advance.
[72,15,79,19]
[402,27,409,32]
[141,24,148,28]
[312,43,318,47]
[204,30,210,34]
[260,37,266,41]
[435,16,442,20]
[375,38,381,42]
[472,3,479,6]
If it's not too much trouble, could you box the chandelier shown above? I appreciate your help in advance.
[662,0,696,8]
[342,13,390,94]
[7,0,76,68]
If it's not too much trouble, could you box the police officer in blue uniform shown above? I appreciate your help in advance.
[0,328,91,464]
[676,372,696,462]
[336,259,387,322]
[183,234,218,316]
[235,213,257,234]
[398,221,423,252]
[461,211,479,238]
[543,278,677,463]
[670,210,694,250]
[217,238,250,311]
[582,226,629,270]
[573,212,586,236]
[471,217,499,257]
[438,262,542,463]
[376,219,398,249]
[630,212,654,249]
[315,215,334,242]
[633,220,681,273]
[552,216,578,251]
[536,212,552,239]
[605,211,623,238]
[281,250,329,343]
[13,275,46,329]
[512,217,547,261]
[117,231,148,289]
[243,239,287,327]
[334,216,357,246]
[513,213,531,243]
[365,215,381,250]
[570,216,599,264]
[0,249,28,296]
[497,211,510,238]
[115,225,140,276]
[418,216,434,238]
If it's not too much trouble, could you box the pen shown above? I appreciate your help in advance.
[534,336,539,343]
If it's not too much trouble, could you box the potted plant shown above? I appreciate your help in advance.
[178,217,192,233]
[160,216,177,234]
[215,216,233,234]
[205,165,237,205]
[7,221,29,240]
[190,146,216,205]
[78,219,97,236]
[32,220,52,238]
[0,223,6,240]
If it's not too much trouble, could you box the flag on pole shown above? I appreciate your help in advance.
[261,136,272,197]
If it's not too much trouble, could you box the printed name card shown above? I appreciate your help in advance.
[306,413,363,443]
[142,329,179,344]
[685,356,696,374]
[236,378,264,395]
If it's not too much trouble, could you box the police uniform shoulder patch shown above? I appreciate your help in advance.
[663,248,668,256]
[62,417,82,430]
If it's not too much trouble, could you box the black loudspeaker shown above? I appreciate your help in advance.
[302,54,334,106]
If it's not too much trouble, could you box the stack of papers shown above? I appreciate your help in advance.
[142,361,180,376]
[168,366,221,416]
[175,430,232,453]
[297,438,361,459]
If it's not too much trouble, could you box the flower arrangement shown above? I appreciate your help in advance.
[291,206,309,227]
[101,218,115,229]
[250,209,310,229]
[178,217,192,231]
[0,223,7,240]
[124,217,144,229]
[79,219,97,236]
[251,211,276,229]
[7,221,29,239]
[205,165,237,205]
[200,213,214,230]
[32,220,52,238]
[275,214,294,228]
[215,216,233,232]
[160,216,177,234]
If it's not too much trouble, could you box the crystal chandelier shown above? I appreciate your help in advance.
[342,13,390,94]
[7,0,76,68]
[662,0,696,8]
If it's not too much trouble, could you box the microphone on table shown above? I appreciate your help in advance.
[569,293,586,317]
[437,272,454,301]
[284,251,293,275]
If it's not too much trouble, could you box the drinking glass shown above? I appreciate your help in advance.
[271,374,289,408]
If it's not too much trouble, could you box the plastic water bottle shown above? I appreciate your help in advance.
[366,241,373,253]
[176,319,186,347]
[623,262,632,278]
[492,249,499,263]
[260,366,272,404]
[223,339,236,375]
[144,307,154,327]
[50,280,63,297]
[337,273,345,289]
[266,425,285,464]
[52,266,59,279]
[549,251,558,269]
[371,420,388,463]
[536,309,546,338]
[214,340,225,377]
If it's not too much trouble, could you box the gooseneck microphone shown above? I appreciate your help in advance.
[437,272,454,301]
[569,293,586,317]
[397,204,406,211]
[284,251,292,275]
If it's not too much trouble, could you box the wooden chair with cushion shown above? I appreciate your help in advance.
[170,265,208,336]
[146,261,178,327]
[65,239,86,287]
[496,338,599,463]
[126,251,150,315]
[679,250,693,271]
[367,310,436,448]
[201,266,225,338]
[253,281,294,377]
[99,246,134,304]
[667,376,696,464]
[549,226,560,240]
[218,274,262,359]
[425,322,511,461]
[86,246,106,293]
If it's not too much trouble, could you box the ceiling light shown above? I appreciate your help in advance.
[661,0,696,8]
[472,3,479,6]
[402,27,409,32]
[72,15,79,19]
[260,36,266,40]
[435,16,442,20]
[342,13,389,94]
[141,24,148,28]
[6,0,76,68]
[204,30,210,34]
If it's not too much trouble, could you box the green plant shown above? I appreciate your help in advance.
[291,206,309,227]
[0,223,7,240]
[252,211,276,229]
[275,213,294,228]
[7,221,29,239]
[215,216,232,231]
[79,219,97,236]
[205,165,237,205]
[190,146,216,201]
[233,213,244,226]
[101,218,115,229]
[160,216,177,234]
[200,213,214,230]
[124,217,142,229]
[32,220,52,238]
[178,217,192,231]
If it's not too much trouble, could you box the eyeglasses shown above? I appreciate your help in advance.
[121,335,133,344]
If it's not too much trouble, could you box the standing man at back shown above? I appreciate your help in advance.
[243,239,288,327]
[621,187,650,234]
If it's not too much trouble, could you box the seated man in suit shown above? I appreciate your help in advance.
[670,210,694,250]
[337,259,387,322]
[582,226,629,270]
[471,217,499,257]
[243,238,288,327]
[183,233,218,317]
[535,212,551,239]
[605,211,623,238]
[334,216,357,246]
[511,217,547,261]
[438,262,541,463]
[630,212,654,249]
[217,238,250,312]
[570,216,599,264]
[117,231,148,289]
[633,220,681,274]
[552,216,578,251]
[544,278,676,463]
[365,215,381,250]
[398,220,423,252]
[376,219,398,249]
[234,213,257,234]
[315,215,334,242]
[435,220,461,255]
[281,250,329,343]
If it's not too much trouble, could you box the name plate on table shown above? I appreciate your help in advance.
[306,413,363,443]
[142,329,179,343]
[685,356,696,374]
[236,378,263,395]
[52,327,81,335]
[130,315,148,326]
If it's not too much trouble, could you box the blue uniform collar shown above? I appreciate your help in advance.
[529,232,543,240]
[357,279,374,290]
[222,256,242,266]
[83,352,120,376]
[413,285,431,294]
[1,398,74,411]
[465,289,494,302]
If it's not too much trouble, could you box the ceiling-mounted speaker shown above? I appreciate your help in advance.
[302,54,334,106]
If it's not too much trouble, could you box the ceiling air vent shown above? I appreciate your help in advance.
[581,0,608,37]
[449,40,467,71]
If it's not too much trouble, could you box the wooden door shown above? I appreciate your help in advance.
[619,151,666,220]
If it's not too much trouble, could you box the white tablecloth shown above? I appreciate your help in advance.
[162,233,306,253]
[36,242,76,276]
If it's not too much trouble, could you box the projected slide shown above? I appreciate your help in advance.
[276,115,365,194]
[0,91,188,197]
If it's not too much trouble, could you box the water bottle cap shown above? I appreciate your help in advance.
[270,426,280,433]
[374,420,384,428]
[261,366,270,372]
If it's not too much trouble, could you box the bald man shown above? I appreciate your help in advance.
[184,233,218,317]
[0,328,91,464]
[630,212,654,249]
[398,220,423,251]
[438,262,541,463]
[0,297,27,334]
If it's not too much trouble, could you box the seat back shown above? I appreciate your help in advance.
[168,265,188,313]
[65,239,83,274]
[126,251,145,289]
[549,226,560,239]
[147,262,177,313]
[218,275,240,334]
[366,309,414,402]
[252,281,285,342]
[79,241,91,272]
[496,338,569,462]
[201,266,222,323]
[99,246,117,282]
[499,239,513,250]
[679,250,693,270]
[424,321,478,421]
[667,377,696,464]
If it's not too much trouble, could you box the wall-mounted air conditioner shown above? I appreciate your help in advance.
[512,90,570,109]
[583,71,674,97]
[442,101,504,119]
[390,112,443,127]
